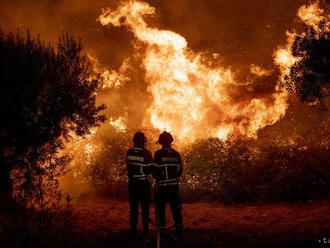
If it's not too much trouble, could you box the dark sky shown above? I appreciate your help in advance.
[1,0,329,135]
[0,0,311,70]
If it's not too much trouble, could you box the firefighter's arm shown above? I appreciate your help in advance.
[152,151,161,179]
[143,149,153,175]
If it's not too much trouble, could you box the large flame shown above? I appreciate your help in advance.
[298,1,325,28]
[274,31,298,79]
[57,0,328,191]
[88,54,130,90]
[98,0,288,143]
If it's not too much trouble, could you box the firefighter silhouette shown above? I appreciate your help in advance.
[126,132,152,234]
[152,131,183,240]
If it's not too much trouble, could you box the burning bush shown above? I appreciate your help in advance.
[56,1,330,204]
[62,127,162,198]
[67,130,131,198]
[71,129,330,203]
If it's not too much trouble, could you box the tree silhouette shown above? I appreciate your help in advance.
[0,31,106,208]
[283,21,330,103]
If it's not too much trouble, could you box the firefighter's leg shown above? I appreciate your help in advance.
[141,184,150,233]
[129,200,138,232]
[169,190,183,239]
[128,183,138,232]
[155,190,166,231]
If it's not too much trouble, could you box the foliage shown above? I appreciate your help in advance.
[66,128,166,198]
[182,137,330,203]
[0,30,105,207]
[66,128,158,198]
[76,131,330,203]
[283,21,330,103]
[73,130,131,188]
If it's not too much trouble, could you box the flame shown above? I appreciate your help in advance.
[274,31,297,78]
[88,54,130,89]
[250,64,272,77]
[84,144,93,165]
[55,0,329,193]
[109,117,127,132]
[72,129,97,163]
[216,126,232,141]
[298,1,324,28]
[98,0,289,143]
[274,2,329,81]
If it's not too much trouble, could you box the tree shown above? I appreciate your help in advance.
[283,21,330,103]
[0,31,105,209]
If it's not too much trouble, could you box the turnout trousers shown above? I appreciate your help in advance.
[155,186,183,238]
[128,180,151,232]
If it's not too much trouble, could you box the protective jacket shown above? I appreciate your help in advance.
[126,146,152,232]
[126,147,152,182]
[153,147,183,239]
[153,147,183,188]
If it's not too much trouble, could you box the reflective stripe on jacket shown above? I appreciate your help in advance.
[153,148,183,188]
[126,147,152,182]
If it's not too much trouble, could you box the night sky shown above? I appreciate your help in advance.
[0,0,329,137]
[0,0,317,70]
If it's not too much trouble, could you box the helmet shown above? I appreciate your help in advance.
[133,132,146,147]
[156,131,174,146]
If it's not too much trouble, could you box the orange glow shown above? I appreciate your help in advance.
[84,144,93,165]
[274,31,297,79]
[274,2,329,83]
[298,2,325,28]
[98,0,289,143]
[216,126,232,141]
[63,0,328,171]
[109,117,127,132]
[88,54,130,90]
[250,64,272,77]
[61,0,328,173]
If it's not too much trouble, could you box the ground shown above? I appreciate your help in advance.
[62,197,330,248]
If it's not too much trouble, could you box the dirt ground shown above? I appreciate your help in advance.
[63,197,330,248]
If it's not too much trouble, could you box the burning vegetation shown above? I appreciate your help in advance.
[58,1,329,190]
[0,0,328,204]
[57,0,330,200]
[0,0,330,247]
[97,0,288,142]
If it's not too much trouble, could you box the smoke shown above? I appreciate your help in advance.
[1,0,328,140]
[96,0,292,142]
[0,0,312,70]
[1,0,330,195]
[0,0,311,115]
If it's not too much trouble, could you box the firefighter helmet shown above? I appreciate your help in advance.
[156,131,174,145]
[133,132,146,147]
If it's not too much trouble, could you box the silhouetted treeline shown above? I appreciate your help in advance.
[283,20,330,103]
[181,137,330,203]
[0,30,105,210]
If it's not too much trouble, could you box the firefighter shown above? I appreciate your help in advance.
[153,131,183,240]
[126,132,152,234]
